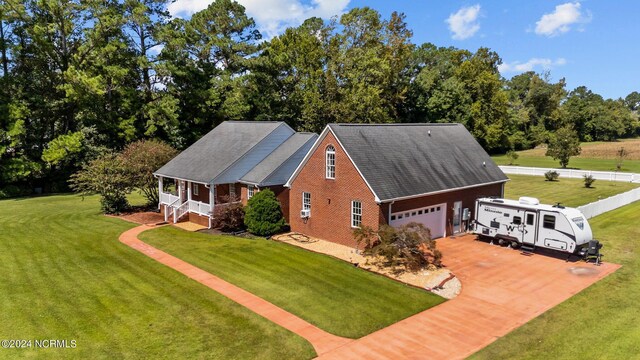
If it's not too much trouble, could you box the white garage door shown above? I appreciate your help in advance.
[389,203,447,239]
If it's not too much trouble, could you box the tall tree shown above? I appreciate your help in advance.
[158,0,261,145]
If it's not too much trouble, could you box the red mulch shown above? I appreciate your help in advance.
[111,211,166,225]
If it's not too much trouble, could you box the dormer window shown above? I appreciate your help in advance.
[326,145,335,179]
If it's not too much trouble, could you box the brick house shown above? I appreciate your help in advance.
[285,123,508,247]
[154,121,317,227]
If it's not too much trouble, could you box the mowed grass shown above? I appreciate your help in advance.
[471,201,640,359]
[0,194,315,359]
[140,226,445,338]
[505,174,639,207]
[492,138,640,172]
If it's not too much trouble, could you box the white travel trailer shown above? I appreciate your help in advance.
[473,197,596,255]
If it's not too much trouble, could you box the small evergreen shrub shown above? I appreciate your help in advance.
[584,174,596,188]
[544,170,559,182]
[244,189,286,236]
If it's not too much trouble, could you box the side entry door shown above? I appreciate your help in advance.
[522,211,536,245]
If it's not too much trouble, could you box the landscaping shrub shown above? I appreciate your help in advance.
[70,153,132,214]
[244,189,286,236]
[506,150,519,165]
[584,174,596,188]
[544,170,559,181]
[353,222,442,272]
[212,196,245,232]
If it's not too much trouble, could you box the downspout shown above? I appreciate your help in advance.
[388,201,395,224]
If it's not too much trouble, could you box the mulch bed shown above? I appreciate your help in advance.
[110,210,165,225]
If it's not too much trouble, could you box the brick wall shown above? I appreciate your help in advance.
[289,131,379,247]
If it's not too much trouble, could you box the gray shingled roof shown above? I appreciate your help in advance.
[329,123,508,202]
[240,133,318,186]
[154,121,286,183]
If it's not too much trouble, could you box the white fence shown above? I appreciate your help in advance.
[499,166,640,183]
[499,166,640,219]
[577,187,640,219]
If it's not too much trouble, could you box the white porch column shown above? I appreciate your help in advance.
[187,181,192,201]
[178,181,184,203]
[209,184,215,207]
[158,176,163,208]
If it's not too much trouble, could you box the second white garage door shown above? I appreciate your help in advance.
[389,203,447,239]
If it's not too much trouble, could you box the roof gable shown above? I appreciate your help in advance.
[328,123,508,201]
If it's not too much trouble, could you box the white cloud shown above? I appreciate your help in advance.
[534,2,591,37]
[446,5,481,40]
[498,58,567,73]
[168,0,350,39]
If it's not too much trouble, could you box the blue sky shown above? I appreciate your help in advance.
[168,1,640,99]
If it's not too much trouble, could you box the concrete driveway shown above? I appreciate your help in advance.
[319,235,620,360]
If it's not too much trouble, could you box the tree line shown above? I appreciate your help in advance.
[1,0,638,195]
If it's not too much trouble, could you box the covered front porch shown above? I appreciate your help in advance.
[157,176,242,228]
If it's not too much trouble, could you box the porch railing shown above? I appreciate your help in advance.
[188,200,212,216]
[174,201,190,223]
[160,192,180,205]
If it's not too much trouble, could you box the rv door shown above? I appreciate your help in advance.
[522,211,536,245]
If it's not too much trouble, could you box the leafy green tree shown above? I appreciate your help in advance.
[70,153,132,213]
[244,189,286,236]
[157,0,261,145]
[545,127,581,168]
[119,139,177,205]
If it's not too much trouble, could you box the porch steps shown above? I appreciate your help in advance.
[520,244,536,255]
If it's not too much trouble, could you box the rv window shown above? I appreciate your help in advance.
[572,217,585,230]
[526,214,535,225]
[513,216,522,225]
[543,215,556,229]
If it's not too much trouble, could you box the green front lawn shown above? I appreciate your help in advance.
[493,154,640,173]
[505,174,639,207]
[0,194,315,359]
[140,226,445,338]
[471,200,640,359]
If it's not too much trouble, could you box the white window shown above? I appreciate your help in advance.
[229,183,236,201]
[247,185,255,199]
[192,183,199,196]
[351,200,362,228]
[326,145,335,179]
[303,192,311,211]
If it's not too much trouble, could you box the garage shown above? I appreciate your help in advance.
[389,203,447,239]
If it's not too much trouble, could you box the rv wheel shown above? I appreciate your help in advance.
[498,239,505,246]
[511,241,520,249]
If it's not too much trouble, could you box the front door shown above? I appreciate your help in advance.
[452,201,462,233]
[522,211,536,245]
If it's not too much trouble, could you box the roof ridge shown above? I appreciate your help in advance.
[330,123,461,127]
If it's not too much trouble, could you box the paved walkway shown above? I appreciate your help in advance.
[120,226,619,360]
[118,225,352,356]
[318,235,620,359]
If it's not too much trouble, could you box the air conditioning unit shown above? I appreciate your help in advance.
[300,209,310,218]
